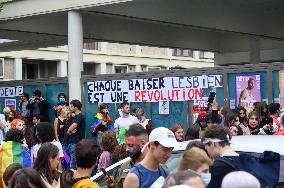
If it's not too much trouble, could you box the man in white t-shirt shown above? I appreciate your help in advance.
[114,102,139,144]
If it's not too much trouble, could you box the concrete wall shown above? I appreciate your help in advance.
[215,49,284,65]
[3,58,14,79]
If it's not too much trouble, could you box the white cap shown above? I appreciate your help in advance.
[142,127,178,152]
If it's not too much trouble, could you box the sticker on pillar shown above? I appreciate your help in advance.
[159,101,169,114]
[230,99,235,109]
[5,99,16,109]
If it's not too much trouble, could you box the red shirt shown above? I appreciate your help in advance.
[274,129,284,136]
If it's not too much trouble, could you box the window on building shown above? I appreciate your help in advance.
[172,48,193,57]
[147,66,161,72]
[23,63,38,79]
[83,41,100,50]
[0,58,3,78]
[114,65,128,74]
[22,60,57,79]
[199,51,205,59]
[199,51,214,59]
[82,63,96,75]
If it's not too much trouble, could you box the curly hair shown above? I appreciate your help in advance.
[5,129,24,143]
[61,107,72,119]
[248,111,261,123]
[99,103,108,112]
[111,144,127,163]
[34,122,55,144]
[100,131,118,152]
[201,125,231,147]
[224,111,238,127]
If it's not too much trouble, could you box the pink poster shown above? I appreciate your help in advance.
[236,74,261,110]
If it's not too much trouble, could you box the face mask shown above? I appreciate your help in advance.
[59,97,66,103]
[201,172,211,186]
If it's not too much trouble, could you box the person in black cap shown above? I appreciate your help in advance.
[27,90,51,122]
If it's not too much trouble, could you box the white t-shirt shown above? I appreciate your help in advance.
[31,140,64,162]
[114,115,139,130]
[139,119,149,129]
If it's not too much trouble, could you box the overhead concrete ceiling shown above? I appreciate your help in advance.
[0,0,283,52]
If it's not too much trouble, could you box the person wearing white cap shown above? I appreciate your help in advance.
[123,127,178,188]
[201,125,238,188]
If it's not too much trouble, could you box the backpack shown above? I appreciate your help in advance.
[218,151,280,188]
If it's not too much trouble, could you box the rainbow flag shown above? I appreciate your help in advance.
[91,113,113,136]
[0,141,32,188]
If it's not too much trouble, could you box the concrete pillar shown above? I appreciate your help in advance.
[165,48,172,57]
[132,45,142,55]
[68,10,83,101]
[193,51,200,59]
[14,58,22,80]
[100,42,108,52]
[95,62,107,75]
[249,37,261,64]
[135,65,142,72]
[57,60,67,77]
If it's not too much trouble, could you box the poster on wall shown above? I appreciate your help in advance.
[236,74,261,110]
[279,71,284,108]
[87,75,223,103]
[159,101,169,114]
[0,86,23,97]
[5,99,16,109]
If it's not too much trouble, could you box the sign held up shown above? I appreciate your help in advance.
[87,75,223,103]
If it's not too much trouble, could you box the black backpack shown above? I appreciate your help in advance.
[218,151,280,188]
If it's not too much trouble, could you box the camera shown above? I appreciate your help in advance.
[208,91,216,104]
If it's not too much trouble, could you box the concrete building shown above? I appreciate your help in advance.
[0,42,214,80]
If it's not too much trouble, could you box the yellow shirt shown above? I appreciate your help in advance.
[72,178,100,188]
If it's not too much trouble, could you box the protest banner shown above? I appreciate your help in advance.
[0,86,23,97]
[87,75,223,103]
[236,74,261,110]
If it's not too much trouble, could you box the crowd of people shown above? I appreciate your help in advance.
[0,88,282,188]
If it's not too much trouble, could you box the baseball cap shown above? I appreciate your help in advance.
[142,127,178,152]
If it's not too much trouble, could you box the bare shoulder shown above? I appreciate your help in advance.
[123,173,139,188]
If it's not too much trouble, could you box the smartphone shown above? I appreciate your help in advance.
[208,91,216,103]
[101,168,114,183]
[101,168,108,176]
